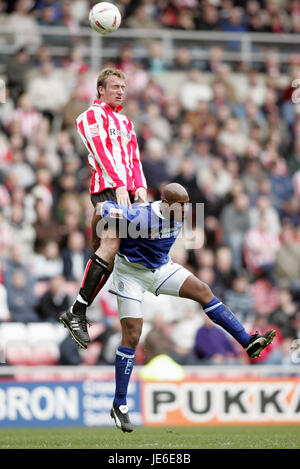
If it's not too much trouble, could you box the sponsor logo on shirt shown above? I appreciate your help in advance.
[89,123,99,137]
[149,227,181,240]
[109,207,124,219]
[109,128,130,140]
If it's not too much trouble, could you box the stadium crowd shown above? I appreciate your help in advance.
[0,0,300,367]
[1,0,300,35]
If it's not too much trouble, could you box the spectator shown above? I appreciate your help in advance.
[249,194,281,235]
[198,157,233,198]
[143,314,175,364]
[59,0,79,31]
[4,146,36,190]
[274,224,300,291]
[27,60,69,120]
[224,271,255,324]
[0,283,10,321]
[197,3,221,31]
[144,40,167,74]
[61,85,88,132]
[218,117,249,157]
[62,231,90,282]
[173,158,201,205]
[7,204,36,262]
[8,93,42,140]
[265,0,291,33]
[179,69,213,112]
[37,4,57,27]
[172,47,194,71]
[244,215,280,280]
[33,199,62,253]
[126,4,159,31]
[220,193,251,272]
[34,0,62,22]
[210,76,236,115]
[198,171,225,220]
[189,138,213,174]
[6,47,32,102]
[195,248,215,272]
[0,210,13,262]
[59,334,81,365]
[263,48,281,77]
[241,159,265,201]
[292,311,300,340]
[245,69,266,107]
[193,314,241,364]
[214,246,236,298]
[175,122,194,154]
[7,0,42,52]
[37,275,70,322]
[142,103,172,144]
[221,7,248,34]
[205,45,225,73]
[287,139,300,176]
[4,244,35,294]
[185,100,217,139]
[32,240,63,281]
[269,289,299,338]
[170,309,202,365]
[5,268,39,322]
[165,140,185,178]
[94,317,122,365]
[141,138,169,194]
[178,7,196,30]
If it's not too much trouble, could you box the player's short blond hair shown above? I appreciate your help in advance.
[96,68,126,98]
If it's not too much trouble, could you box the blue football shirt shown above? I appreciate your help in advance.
[101,200,183,269]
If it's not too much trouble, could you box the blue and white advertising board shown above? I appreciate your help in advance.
[0,380,141,427]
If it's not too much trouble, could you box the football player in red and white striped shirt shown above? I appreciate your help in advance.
[60,68,148,349]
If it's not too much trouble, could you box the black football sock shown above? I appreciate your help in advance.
[72,254,110,316]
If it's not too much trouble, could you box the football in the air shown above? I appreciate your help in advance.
[89,2,121,35]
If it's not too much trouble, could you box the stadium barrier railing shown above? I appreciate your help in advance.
[1,26,300,71]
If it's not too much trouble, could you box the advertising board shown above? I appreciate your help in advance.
[142,379,300,426]
[0,380,141,427]
[1,377,300,427]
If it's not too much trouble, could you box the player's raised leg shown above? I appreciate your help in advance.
[179,275,276,359]
[59,213,119,349]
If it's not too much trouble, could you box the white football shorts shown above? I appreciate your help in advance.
[109,254,192,320]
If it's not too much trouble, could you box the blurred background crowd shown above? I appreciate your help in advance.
[2,0,300,34]
[0,0,300,369]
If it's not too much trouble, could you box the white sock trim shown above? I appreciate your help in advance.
[76,294,88,305]
[203,302,222,313]
[116,350,135,359]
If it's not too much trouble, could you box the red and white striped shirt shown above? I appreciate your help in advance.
[76,100,147,194]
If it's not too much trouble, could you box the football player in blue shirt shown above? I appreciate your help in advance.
[87,183,276,432]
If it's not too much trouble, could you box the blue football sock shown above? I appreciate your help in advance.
[203,297,251,348]
[113,346,135,408]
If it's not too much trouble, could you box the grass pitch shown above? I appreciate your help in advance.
[0,425,299,449]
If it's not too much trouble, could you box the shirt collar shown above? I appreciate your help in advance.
[151,200,165,219]
[93,99,123,113]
